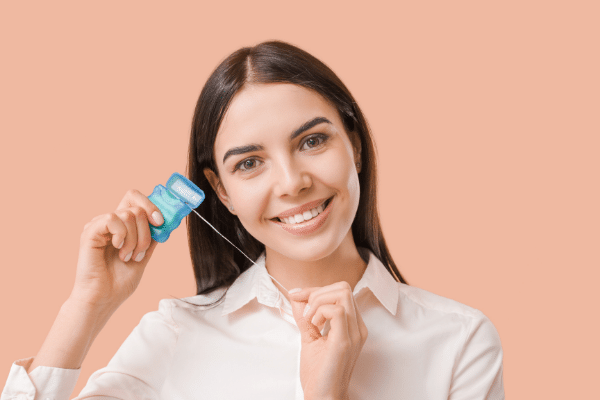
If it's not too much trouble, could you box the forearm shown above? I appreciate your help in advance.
[28,298,115,372]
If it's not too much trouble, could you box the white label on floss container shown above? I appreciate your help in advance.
[171,178,201,204]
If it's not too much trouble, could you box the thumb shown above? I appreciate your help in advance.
[290,298,322,343]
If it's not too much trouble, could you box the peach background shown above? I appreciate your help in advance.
[1,1,598,398]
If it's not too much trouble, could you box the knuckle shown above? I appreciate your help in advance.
[120,210,136,222]
[344,289,354,302]
[130,206,146,218]
[106,212,119,222]
[333,305,345,316]
[126,188,139,197]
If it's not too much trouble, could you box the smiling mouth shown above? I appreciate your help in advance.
[272,197,333,225]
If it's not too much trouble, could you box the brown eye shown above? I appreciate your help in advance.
[301,134,329,150]
[234,157,262,173]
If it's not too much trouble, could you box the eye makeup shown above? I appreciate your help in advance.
[230,132,331,174]
[221,116,333,165]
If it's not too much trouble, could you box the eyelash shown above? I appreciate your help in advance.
[232,133,330,173]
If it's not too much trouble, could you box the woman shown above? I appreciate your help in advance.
[2,40,504,399]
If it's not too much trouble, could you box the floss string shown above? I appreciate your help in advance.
[180,201,290,295]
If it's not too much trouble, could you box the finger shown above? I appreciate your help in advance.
[303,288,356,326]
[307,289,363,346]
[114,209,138,262]
[288,281,352,302]
[117,189,164,226]
[126,206,153,262]
[289,281,354,320]
[287,286,320,302]
[312,304,351,346]
[352,295,368,345]
[290,298,322,344]
[142,239,159,263]
[82,213,127,250]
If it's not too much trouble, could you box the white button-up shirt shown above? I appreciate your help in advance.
[2,249,504,399]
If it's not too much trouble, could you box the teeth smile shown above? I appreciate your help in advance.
[277,199,330,224]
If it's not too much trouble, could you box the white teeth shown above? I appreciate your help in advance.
[279,202,328,225]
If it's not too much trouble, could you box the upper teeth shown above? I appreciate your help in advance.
[279,202,326,224]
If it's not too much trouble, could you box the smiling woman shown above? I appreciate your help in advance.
[202,83,373,286]
[2,40,504,400]
[187,41,407,299]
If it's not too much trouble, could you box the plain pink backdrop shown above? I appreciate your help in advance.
[1,1,598,398]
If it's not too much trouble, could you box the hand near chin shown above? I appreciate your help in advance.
[289,281,368,400]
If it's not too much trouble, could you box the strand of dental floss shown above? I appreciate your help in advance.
[167,185,325,327]
[179,200,291,295]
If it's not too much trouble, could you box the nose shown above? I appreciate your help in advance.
[272,157,312,197]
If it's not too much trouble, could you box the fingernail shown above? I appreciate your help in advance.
[124,251,133,262]
[134,251,146,262]
[152,211,164,225]
[311,315,318,325]
[117,240,124,249]
[303,304,310,317]
[289,288,302,294]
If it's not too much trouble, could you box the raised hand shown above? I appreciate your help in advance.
[289,281,368,400]
[71,189,163,311]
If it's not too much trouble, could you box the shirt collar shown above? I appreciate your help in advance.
[221,248,399,316]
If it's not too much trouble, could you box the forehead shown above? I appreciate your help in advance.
[215,83,342,152]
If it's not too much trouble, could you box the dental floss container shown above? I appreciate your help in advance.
[147,172,205,243]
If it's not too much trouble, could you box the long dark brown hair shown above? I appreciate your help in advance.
[185,40,408,304]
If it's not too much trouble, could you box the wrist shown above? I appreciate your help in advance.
[67,288,122,315]
[62,296,116,328]
[29,297,117,372]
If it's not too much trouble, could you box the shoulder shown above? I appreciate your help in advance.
[397,283,483,319]
[133,288,229,337]
[155,286,229,315]
[396,283,501,343]
[397,283,502,349]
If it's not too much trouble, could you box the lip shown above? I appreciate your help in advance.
[271,196,334,236]
[273,197,329,220]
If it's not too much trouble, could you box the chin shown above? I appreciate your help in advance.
[264,232,347,263]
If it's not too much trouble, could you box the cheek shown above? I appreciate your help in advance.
[313,152,359,199]
[227,178,270,224]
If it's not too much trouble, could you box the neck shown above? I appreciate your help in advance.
[264,233,367,302]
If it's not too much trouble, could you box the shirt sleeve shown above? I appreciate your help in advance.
[1,357,80,400]
[448,311,505,400]
[74,299,179,399]
[1,299,179,400]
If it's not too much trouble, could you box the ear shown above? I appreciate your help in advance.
[349,130,362,171]
[203,168,236,214]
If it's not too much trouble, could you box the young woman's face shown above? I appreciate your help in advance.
[206,83,361,262]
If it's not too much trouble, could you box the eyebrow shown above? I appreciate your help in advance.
[221,116,332,164]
